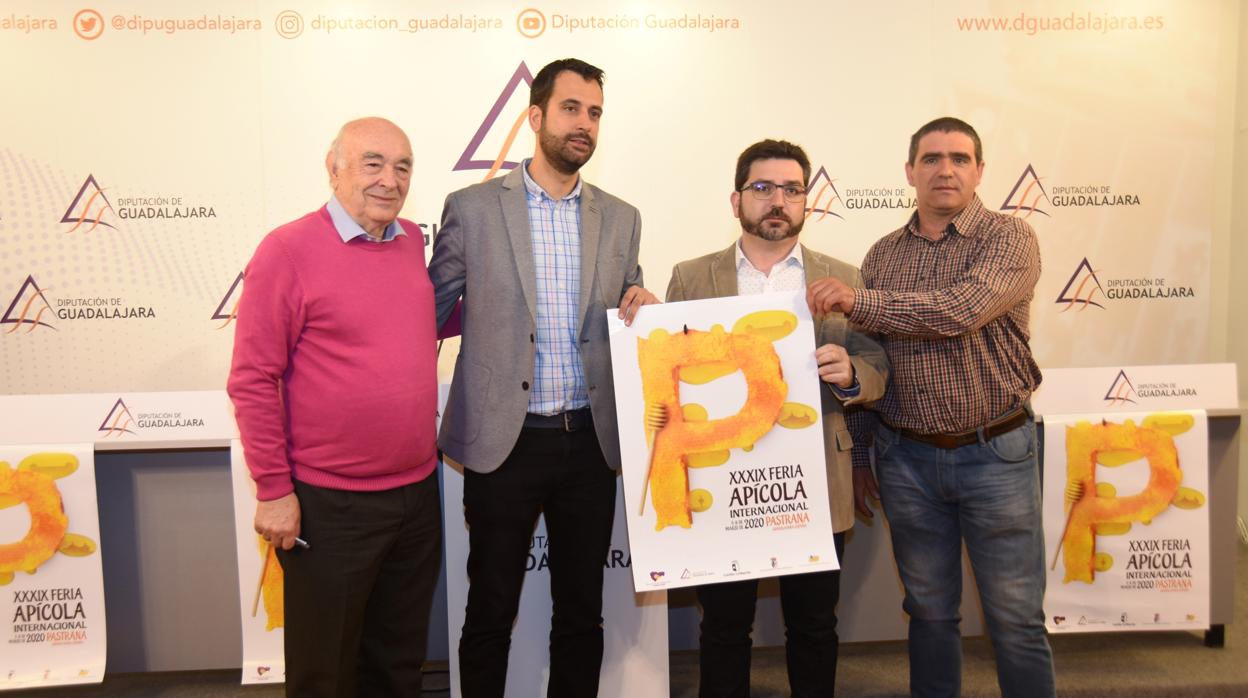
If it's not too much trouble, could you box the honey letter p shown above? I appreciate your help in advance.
[636,324,787,530]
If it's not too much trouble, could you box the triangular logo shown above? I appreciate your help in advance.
[999,164,1051,219]
[1,275,56,333]
[212,272,244,329]
[804,166,845,221]
[98,398,136,437]
[453,62,535,182]
[1103,370,1137,406]
[1055,257,1105,311]
[61,174,117,232]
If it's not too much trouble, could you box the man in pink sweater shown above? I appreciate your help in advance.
[228,117,441,697]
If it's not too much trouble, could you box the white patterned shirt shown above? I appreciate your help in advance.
[735,240,805,294]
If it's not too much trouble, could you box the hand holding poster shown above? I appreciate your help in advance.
[1043,410,1209,632]
[608,291,839,591]
[0,444,105,690]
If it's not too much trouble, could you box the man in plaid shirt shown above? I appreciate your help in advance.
[808,117,1054,697]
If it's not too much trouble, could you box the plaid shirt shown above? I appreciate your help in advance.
[521,162,589,415]
[851,195,1042,434]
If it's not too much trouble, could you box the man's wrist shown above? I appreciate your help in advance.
[828,377,861,400]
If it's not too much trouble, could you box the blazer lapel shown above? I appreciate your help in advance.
[801,245,832,284]
[710,243,739,298]
[500,168,538,323]
[802,245,833,337]
[576,183,602,336]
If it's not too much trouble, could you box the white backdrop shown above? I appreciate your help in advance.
[0,0,1230,674]
[0,0,1221,394]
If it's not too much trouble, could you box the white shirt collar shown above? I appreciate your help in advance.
[735,239,804,274]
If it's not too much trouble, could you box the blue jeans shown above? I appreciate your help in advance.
[875,420,1055,698]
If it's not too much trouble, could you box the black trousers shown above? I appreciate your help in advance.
[458,425,617,698]
[277,475,442,698]
[697,532,848,698]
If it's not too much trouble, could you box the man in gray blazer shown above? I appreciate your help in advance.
[666,139,888,697]
[428,58,658,698]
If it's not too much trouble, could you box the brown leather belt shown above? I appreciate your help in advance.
[523,408,593,432]
[886,409,1029,450]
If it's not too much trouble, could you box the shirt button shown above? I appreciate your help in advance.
[530,334,535,343]
[522,381,530,391]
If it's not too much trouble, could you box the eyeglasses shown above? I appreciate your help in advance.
[741,181,807,202]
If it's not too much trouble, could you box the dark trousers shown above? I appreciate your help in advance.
[277,475,442,698]
[458,426,617,698]
[697,532,847,698]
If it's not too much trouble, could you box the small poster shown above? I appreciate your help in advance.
[608,291,839,591]
[229,440,285,684]
[1043,411,1210,632]
[0,444,105,690]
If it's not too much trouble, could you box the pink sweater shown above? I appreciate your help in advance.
[228,207,438,501]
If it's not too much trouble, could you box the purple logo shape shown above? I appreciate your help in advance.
[1104,370,1137,406]
[1055,257,1105,311]
[212,272,244,328]
[804,166,845,220]
[61,174,116,232]
[99,398,137,437]
[453,62,535,180]
[1000,164,1051,219]
[2,275,56,332]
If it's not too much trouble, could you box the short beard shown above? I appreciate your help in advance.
[538,124,594,176]
[741,204,804,242]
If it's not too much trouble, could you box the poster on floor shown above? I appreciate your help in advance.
[229,440,285,685]
[441,371,668,698]
[608,291,839,592]
[0,443,105,690]
[1043,410,1210,633]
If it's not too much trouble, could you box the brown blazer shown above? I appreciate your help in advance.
[665,242,888,532]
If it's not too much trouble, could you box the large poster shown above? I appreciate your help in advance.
[608,292,839,591]
[0,444,105,690]
[1043,411,1210,632]
[229,440,285,685]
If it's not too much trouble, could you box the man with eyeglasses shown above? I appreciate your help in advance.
[808,117,1053,697]
[667,139,888,697]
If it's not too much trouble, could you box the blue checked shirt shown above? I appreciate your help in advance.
[521,161,589,415]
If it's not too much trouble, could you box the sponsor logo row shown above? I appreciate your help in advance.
[3,8,743,40]
[0,246,1197,343]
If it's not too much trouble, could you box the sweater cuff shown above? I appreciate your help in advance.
[254,473,295,501]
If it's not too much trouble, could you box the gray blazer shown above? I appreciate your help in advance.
[429,166,643,473]
[666,243,888,532]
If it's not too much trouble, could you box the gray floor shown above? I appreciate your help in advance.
[12,544,1248,697]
